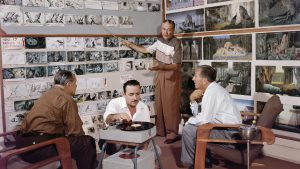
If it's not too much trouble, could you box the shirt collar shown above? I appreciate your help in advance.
[203,82,217,96]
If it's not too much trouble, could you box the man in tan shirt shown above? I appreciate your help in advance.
[16,70,97,169]
[122,20,182,144]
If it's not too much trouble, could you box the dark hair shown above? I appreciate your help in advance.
[123,80,140,93]
[163,19,175,28]
[197,65,217,82]
[54,70,75,85]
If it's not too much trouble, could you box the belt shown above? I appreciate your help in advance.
[20,131,64,137]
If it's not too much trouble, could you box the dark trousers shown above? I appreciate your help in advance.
[16,133,97,169]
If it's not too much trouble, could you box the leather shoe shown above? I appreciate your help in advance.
[164,136,180,144]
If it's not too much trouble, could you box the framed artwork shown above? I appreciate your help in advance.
[207,0,231,4]
[259,0,300,27]
[205,1,254,31]
[212,62,251,95]
[256,31,300,60]
[166,9,204,33]
[203,34,252,60]
[181,37,202,60]
[256,66,300,96]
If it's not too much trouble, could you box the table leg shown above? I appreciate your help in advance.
[247,140,250,169]
[151,138,163,169]
[134,146,139,169]
[98,142,107,169]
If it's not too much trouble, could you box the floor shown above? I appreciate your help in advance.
[154,136,300,169]
[5,135,300,169]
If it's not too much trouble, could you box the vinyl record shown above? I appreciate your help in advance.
[116,121,154,131]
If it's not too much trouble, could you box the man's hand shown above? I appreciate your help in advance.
[190,89,204,102]
[106,113,131,124]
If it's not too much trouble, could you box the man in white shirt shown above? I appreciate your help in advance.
[104,79,150,124]
[181,65,242,169]
[101,80,157,155]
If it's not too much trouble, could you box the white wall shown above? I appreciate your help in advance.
[263,137,300,164]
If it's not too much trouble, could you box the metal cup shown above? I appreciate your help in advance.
[239,125,257,140]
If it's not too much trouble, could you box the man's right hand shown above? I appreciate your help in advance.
[106,113,132,124]
[190,89,204,102]
[114,113,131,122]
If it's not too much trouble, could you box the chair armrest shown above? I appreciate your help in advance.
[196,123,240,140]
[241,112,261,117]
[0,130,20,149]
[257,126,275,145]
[196,124,275,144]
[0,130,19,137]
[194,123,275,169]
[0,137,73,169]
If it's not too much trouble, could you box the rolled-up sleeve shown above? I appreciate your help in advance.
[146,41,158,54]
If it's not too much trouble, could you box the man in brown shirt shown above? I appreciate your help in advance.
[16,70,97,169]
[122,20,182,144]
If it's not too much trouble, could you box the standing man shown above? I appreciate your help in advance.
[181,65,242,169]
[104,79,150,123]
[122,20,182,144]
[16,70,97,169]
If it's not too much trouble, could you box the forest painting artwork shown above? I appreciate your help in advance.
[181,37,202,60]
[166,9,204,33]
[259,0,300,27]
[256,31,300,60]
[203,34,252,60]
[212,62,251,95]
[206,1,254,31]
[256,66,300,96]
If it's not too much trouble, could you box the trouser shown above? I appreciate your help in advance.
[181,124,238,166]
[16,132,97,169]
[155,71,181,137]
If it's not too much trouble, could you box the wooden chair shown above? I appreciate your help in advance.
[0,130,73,169]
[194,95,283,169]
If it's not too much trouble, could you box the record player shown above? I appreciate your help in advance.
[99,121,156,143]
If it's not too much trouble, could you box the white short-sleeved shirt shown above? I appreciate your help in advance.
[146,37,182,64]
[104,97,150,122]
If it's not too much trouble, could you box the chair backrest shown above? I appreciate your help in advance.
[257,95,283,129]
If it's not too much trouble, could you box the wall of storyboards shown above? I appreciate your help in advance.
[166,0,300,164]
[0,0,163,151]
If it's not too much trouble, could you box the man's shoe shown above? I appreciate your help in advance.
[164,136,180,144]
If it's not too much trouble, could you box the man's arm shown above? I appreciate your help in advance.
[149,63,180,71]
[122,40,148,54]
[105,113,131,124]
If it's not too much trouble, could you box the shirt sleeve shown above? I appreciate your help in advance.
[103,99,119,121]
[146,41,158,54]
[190,101,200,116]
[187,92,216,126]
